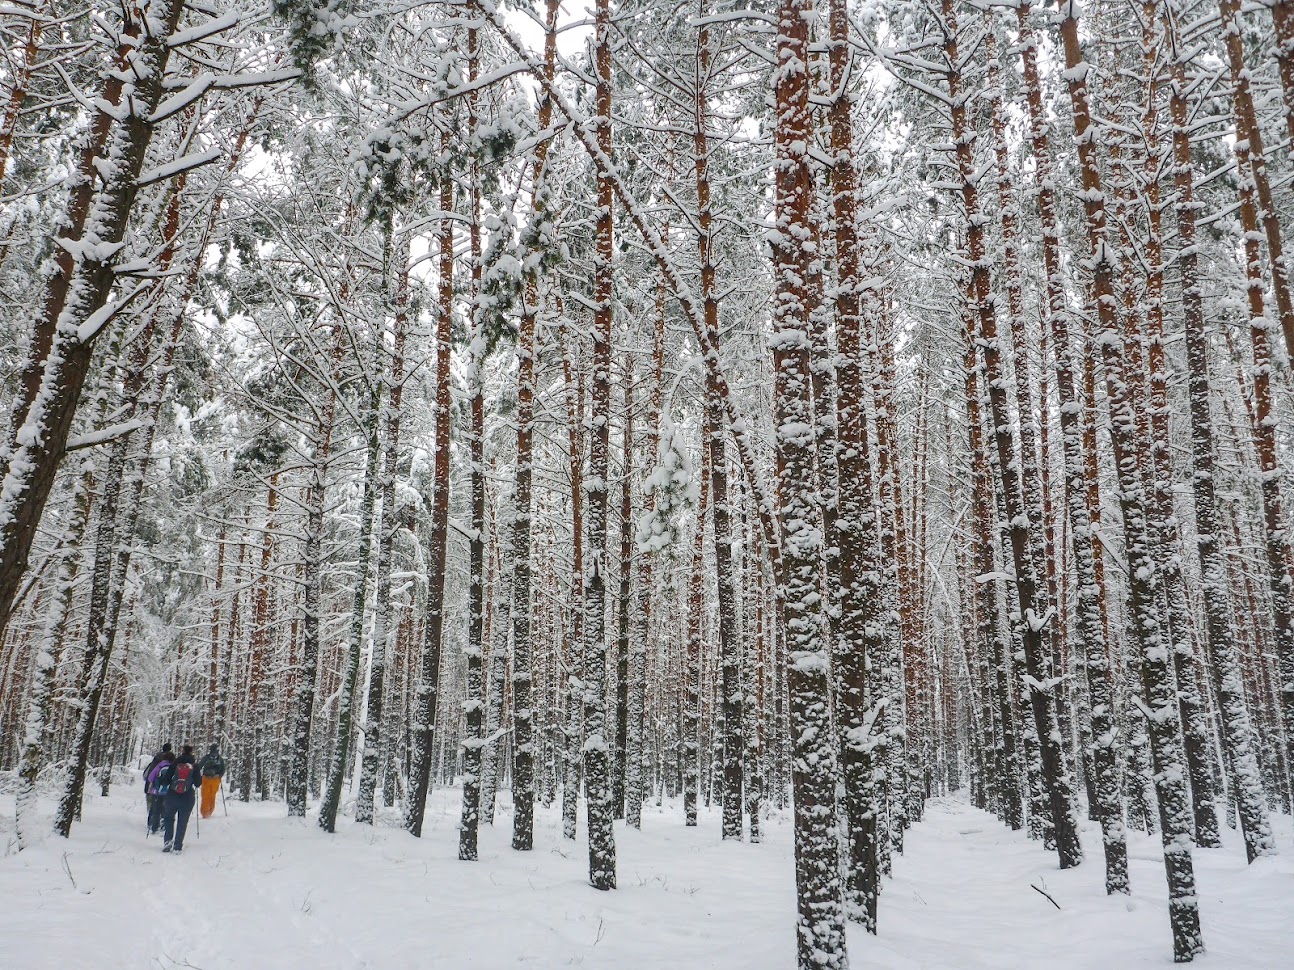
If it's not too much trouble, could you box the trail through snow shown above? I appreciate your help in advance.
[1,788,1289,968]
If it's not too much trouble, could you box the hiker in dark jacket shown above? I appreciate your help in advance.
[159,745,200,853]
[195,744,226,819]
[142,743,173,835]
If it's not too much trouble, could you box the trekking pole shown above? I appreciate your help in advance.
[221,782,228,817]
[195,801,200,841]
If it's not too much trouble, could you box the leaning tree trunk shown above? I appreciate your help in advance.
[1162,0,1275,862]
[0,0,187,643]
[945,0,1081,870]
[53,167,205,836]
[1056,5,1203,959]
[1006,4,1125,891]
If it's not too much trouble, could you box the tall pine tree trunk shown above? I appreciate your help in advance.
[826,0,886,927]
[1056,5,1202,957]
[405,171,455,838]
[997,6,1125,888]
[1163,0,1275,862]
[358,233,410,826]
[319,332,383,833]
[774,0,848,963]
[945,0,1081,869]
[582,0,618,891]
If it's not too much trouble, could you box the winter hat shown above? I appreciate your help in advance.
[208,744,219,754]
[162,743,173,753]
[182,745,194,757]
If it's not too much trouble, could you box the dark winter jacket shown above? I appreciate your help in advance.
[196,751,226,778]
[155,755,199,800]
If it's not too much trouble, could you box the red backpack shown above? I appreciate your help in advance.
[172,762,194,795]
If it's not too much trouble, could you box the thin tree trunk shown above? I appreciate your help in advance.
[358,232,411,826]
[405,165,455,838]
[319,334,383,833]
[459,26,487,856]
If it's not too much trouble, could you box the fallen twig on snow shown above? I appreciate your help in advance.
[1031,882,1061,910]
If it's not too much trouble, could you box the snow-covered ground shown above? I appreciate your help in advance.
[1,787,1289,969]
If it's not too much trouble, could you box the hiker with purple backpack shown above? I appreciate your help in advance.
[142,743,173,835]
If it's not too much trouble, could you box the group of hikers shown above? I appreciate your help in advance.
[141,742,227,853]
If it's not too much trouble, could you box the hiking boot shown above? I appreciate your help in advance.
[163,843,173,853]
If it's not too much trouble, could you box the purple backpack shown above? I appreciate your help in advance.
[147,759,173,796]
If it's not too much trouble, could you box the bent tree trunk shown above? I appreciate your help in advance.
[0,0,187,643]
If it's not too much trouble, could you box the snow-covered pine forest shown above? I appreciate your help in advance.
[2,0,1294,966]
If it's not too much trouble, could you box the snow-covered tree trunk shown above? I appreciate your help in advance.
[560,324,586,842]
[405,169,455,838]
[873,301,904,863]
[692,18,743,840]
[613,359,634,820]
[1163,0,1275,863]
[626,280,665,830]
[460,32,487,853]
[1216,0,1294,358]
[581,0,618,891]
[773,0,848,963]
[358,232,410,827]
[826,0,885,927]
[0,0,186,641]
[684,428,709,828]
[480,503,511,823]
[15,448,96,848]
[1215,0,1294,808]
[287,325,344,819]
[999,3,1125,888]
[319,337,383,833]
[1056,4,1203,958]
[945,0,1081,870]
[1116,11,1219,849]
[510,0,560,852]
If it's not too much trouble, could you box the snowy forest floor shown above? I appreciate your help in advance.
[1,788,1290,969]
